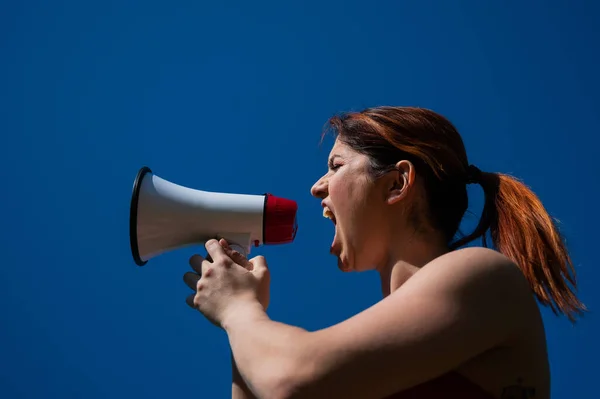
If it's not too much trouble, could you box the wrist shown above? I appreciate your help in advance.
[222,299,268,332]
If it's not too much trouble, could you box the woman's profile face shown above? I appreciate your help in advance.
[311,139,397,272]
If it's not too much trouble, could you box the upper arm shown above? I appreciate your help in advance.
[285,248,529,399]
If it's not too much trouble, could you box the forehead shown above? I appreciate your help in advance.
[328,138,351,157]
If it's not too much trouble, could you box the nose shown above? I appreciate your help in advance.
[310,174,329,199]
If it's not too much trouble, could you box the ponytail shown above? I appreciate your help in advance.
[452,171,586,322]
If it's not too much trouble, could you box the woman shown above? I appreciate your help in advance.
[183,106,585,399]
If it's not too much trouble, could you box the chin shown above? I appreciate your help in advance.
[335,250,352,272]
[337,257,351,272]
[336,251,370,273]
[335,238,377,272]
[342,251,380,273]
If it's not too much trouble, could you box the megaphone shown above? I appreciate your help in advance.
[129,166,298,266]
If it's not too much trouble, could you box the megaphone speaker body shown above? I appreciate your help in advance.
[130,167,298,266]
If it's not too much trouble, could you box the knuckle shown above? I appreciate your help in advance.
[257,257,268,267]
[221,257,234,268]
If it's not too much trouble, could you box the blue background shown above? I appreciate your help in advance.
[1,1,598,397]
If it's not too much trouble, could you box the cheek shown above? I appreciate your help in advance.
[327,176,350,204]
[330,176,371,228]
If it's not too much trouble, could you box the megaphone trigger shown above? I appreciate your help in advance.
[214,233,251,258]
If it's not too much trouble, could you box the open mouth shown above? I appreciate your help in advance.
[323,206,336,225]
[323,206,339,253]
[323,206,349,271]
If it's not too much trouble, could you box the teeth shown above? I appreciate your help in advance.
[323,207,334,220]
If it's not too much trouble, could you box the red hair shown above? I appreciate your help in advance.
[323,106,586,322]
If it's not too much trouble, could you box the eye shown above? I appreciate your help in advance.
[329,162,342,171]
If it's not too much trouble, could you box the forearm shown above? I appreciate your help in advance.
[232,352,257,399]
[223,302,313,399]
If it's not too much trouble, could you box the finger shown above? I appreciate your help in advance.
[219,239,252,270]
[205,239,231,266]
[183,271,200,291]
[186,293,196,309]
[189,254,205,274]
[201,258,215,277]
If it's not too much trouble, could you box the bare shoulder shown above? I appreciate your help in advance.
[406,246,531,298]
[394,246,536,338]
[415,248,549,396]
[429,246,521,277]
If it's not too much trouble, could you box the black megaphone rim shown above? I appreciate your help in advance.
[129,166,152,266]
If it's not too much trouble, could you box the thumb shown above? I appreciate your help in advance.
[249,255,270,279]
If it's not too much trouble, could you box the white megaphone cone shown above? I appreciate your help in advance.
[129,166,298,266]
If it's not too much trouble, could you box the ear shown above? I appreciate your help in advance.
[386,160,414,205]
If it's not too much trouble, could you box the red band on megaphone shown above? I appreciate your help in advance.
[263,193,298,245]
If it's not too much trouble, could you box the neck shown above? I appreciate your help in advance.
[378,230,449,297]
